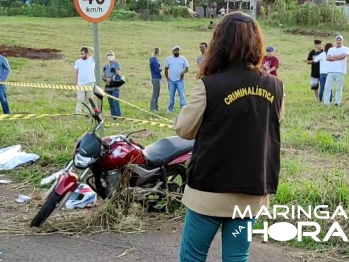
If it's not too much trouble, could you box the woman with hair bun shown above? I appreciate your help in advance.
[174,11,285,262]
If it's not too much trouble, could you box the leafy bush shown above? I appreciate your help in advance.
[110,9,139,20]
[0,0,194,20]
[0,4,72,17]
[110,7,191,21]
[162,6,191,18]
[0,0,77,17]
[127,0,162,16]
[267,0,349,29]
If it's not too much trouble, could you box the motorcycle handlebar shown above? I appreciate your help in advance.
[88,98,100,114]
[87,98,104,132]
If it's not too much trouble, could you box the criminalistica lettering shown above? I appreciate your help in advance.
[224,85,274,105]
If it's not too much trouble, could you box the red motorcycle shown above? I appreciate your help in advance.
[30,86,194,227]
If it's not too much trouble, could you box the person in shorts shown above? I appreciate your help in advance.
[306,39,323,101]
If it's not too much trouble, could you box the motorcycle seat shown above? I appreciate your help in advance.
[143,136,194,167]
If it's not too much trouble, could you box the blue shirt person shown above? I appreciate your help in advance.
[102,50,122,118]
[165,46,189,113]
[149,48,162,111]
[0,55,11,114]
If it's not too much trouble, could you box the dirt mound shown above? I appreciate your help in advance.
[0,45,63,60]
[283,28,332,37]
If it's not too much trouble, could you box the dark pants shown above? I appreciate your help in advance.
[0,84,10,114]
[106,88,121,117]
[150,78,161,111]
[180,208,255,262]
[319,74,332,102]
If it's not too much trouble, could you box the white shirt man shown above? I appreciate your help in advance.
[165,46,189,112]
[74,46,96,114]
[323,35,349,106]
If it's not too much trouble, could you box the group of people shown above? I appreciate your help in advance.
[149,44,204,112]
[149,42,280,113]
[5,11,339,262]
[0,46,123,117]
[74,46,123,118]
[306,36,349,105]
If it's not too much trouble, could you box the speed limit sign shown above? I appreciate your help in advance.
[74,0,115,23]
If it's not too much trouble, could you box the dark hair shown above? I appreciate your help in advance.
[154,47,159,55]
[199,11,264,79]
[200,42,208,48]
[80,47,88,54]
[324,43,333,53]
[314,39,322,45]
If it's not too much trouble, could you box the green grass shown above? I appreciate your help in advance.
[1,16,349,256]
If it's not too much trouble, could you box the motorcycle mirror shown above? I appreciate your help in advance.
[93,85,104,100]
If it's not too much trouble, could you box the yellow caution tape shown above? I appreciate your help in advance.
[104,93,172,123]
[0,113,73,120]
[107,116,173,129]
[0,82,93,91]
[0,81,172,123]
[0,113,174,129]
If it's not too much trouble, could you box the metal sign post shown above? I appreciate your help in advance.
[74,0,116,136]
[92,23,102,112]
[251,0,257,19]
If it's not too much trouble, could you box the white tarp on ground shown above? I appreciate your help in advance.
[0,145,40,171]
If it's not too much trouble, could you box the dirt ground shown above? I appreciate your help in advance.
[0,182,345,262]
[0,45,62,60]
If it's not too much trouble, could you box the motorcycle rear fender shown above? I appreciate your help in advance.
[167,151,192,166]
[54,171,79,196]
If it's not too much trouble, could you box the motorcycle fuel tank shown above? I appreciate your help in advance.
[96,139,145,169]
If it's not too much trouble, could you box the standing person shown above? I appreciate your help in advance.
[314,43,333,102]
[149,48,162,111]
[165,46,189,113]
[174,11,284,262]
[262,46,279,77]
[0,55,11,114]
[306,39,323,101]
[74,46,95,115]
[323,35,349,106]
[197,42,207,69]
[102,50,122,117]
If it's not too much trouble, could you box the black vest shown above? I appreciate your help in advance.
[187,68,283,195]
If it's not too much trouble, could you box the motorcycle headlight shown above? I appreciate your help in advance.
[74,153,94,168]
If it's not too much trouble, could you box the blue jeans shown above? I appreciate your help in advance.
[106,88,121,117]
[0,84,10,114]
[168,79,186,112]
[319,74,332,102]
[180,208,255,262]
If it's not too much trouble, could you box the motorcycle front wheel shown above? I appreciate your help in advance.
[30,192,63,227]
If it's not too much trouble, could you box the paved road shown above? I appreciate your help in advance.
[0,182,340,262]
[0,232,310,262]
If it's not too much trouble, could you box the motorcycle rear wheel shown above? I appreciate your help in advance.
[30,192,63,227]
[147,165,187,213]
